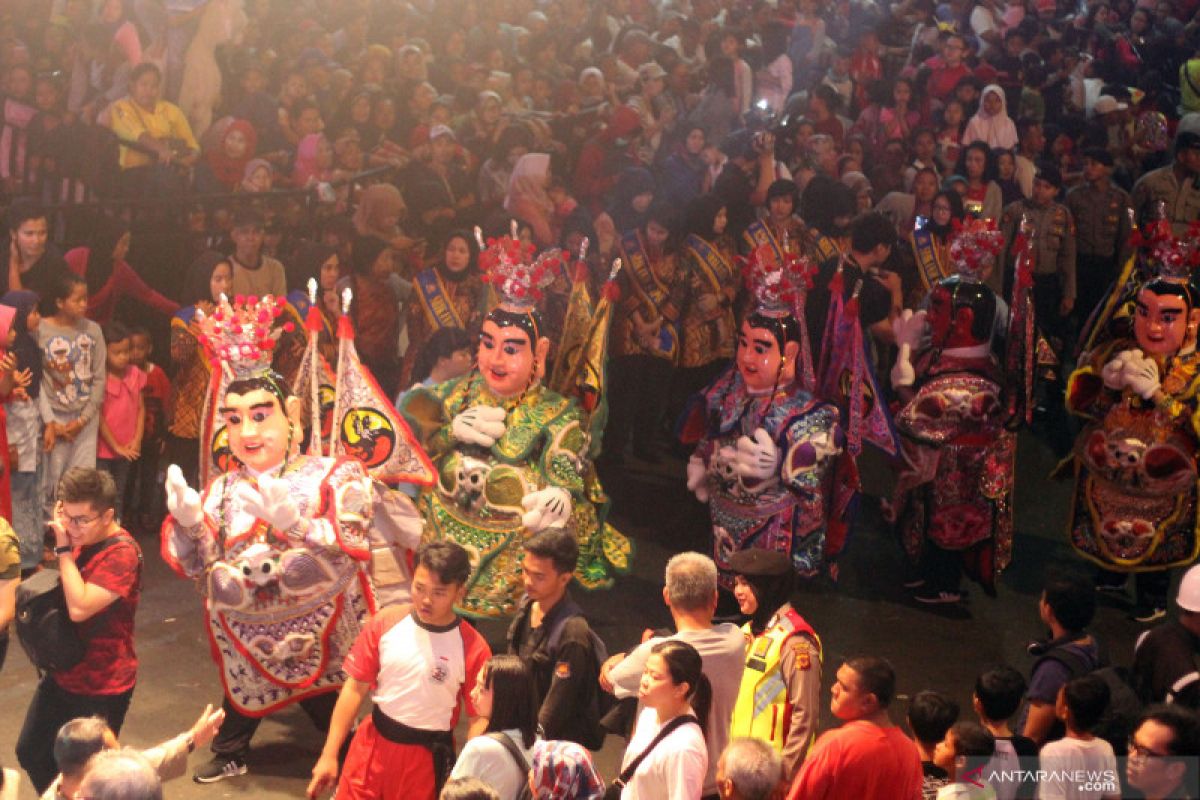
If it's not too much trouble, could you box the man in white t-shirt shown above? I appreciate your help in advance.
[601,552,746,798]
[307,542,491,800]
[1036,676,1120,800]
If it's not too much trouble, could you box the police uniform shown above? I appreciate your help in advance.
[1000,197,1076,341]
[1065,179,1131,319]
[726,549,822,780]
[1131,163,1200,236]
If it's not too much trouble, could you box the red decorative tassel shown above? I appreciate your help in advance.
[603,280,620,302]
[574,262,590,283]
[304,307,323,333]
[337,314,356,341]
[845,296,860,317]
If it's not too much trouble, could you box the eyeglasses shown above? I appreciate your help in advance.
[65,512,103,528]
[1128,739,1173,760]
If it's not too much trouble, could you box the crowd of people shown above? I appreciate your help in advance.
[1,0,1200,798]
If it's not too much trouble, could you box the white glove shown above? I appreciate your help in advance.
[892,309,927,352]
[520,487,573,532]
[165,464,203,528]
[1121,352,1161,400]
[234,475,302,531]
[686,455,710,503]
[451,405,508,447]
[1100,350,1133,390]
[891,343,916,388]
[735,428,781,482]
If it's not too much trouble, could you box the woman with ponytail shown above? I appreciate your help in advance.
[64,216,179,324]
[613,639,709,799]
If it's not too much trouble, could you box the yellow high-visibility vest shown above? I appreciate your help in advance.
[729,607,821,751]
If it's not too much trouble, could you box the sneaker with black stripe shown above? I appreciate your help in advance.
[193,755,247,784]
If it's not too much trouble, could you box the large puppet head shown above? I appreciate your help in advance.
[476,228,559,398]
[927,276,997,350]
[220,373,303,473]
[1134,279,1200,356]
[197,294,299,473]
[737,242,814,394]
[1131,221,1200,356]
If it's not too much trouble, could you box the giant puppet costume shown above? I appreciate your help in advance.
[889,220,1016,600]
[160,295,398,766]
[1066,221,1200,616]
[400,234,630,618]
[680,243,855,585]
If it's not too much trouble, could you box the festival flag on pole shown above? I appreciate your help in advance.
[291,278,338,457]
[549,241,621,457]
[817,274,900,458]
[332,287,435,487]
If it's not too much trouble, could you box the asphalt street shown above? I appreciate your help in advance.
[0,430,1156,799]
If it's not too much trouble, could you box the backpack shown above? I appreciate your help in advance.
[486,733,534,800]
[1036,642,1142,755]
[15,535,135,673]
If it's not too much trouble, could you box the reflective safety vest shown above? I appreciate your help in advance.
[729,606,822,752]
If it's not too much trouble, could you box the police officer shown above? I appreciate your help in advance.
[1001,163,1077,331]
[1065,148,1132,324]
[727,549,822,781]
[1132,130,1200,235]
[1131,564,1200,709]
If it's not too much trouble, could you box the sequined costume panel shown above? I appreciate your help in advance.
[401,375,630,617]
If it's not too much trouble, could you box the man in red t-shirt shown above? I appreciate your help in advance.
[306,541,491,800]
[16,467,142,794]
[786,656,924,800]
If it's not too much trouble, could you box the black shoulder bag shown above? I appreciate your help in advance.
[603,714,700,800]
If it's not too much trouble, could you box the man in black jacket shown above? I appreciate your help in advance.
[505,528,607,750]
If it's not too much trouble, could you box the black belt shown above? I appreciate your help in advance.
[371,707,454,793]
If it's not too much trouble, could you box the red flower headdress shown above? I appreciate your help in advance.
[196,293,295,381]
[1130,219,1200,279]
[739,242,816,318]
[948,217,1004,283]
[475,225,562,311]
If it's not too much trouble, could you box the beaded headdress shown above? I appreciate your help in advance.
[1130,219,1200,280]
[740,241,816,318]
[195,294,295,382]
[475,225,562,313]
[948,218,1004,283]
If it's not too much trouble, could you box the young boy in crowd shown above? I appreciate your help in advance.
[126,326,168,530]
[96,321,144,522]
[933,721,998,800]
[908,689,961,800]
[973,666,1037,800]
[38,273,105,521]
[307,541,490,800]
[1037,675,1120,800]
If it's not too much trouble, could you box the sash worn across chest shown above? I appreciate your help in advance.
[621,229,678,358]
[911,228,949,291]
[415,269,465,330]
[685,233,734,293]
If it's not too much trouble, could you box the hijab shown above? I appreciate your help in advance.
[529,740,606,800]
[607,166,656,234]
[1,290,41,397]
[292,133,328,186]
[963,84,1019,150]
[503,152,554,219]
[241,158,273,192]
[353,183,406,240]
[180,251,230,307]
[203,118,258,191]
